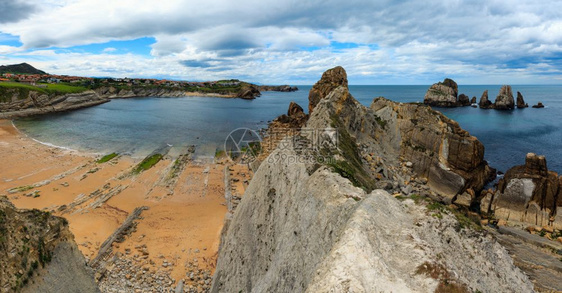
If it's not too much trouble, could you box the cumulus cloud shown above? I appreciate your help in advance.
[1,0,562,83]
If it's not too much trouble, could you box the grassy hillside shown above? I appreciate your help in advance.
[0,82,87,102]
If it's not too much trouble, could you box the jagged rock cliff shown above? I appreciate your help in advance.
[0,90,108,119]
[488,153,562,229]
[0,197,98,292]
[308,66,347,114]
[212,66,531,292]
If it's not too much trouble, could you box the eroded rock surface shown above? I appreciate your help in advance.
[490,153,562,229]
[212,66,529,292]
[308,66,347,114]
[517,91,529,108]
[494,85,515,110]
[479,90,493,109]
[0,197,99,293]
[423,78,461,107]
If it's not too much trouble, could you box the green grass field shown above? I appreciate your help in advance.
[0,82,87,95]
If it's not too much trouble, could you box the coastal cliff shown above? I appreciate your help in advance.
[211,66,531,292]
[0,90,109,119]
[0,197,98,292]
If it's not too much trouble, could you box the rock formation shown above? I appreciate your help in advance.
[516,91,528,108]
[212,66,530,292]
[479,90,493,109]
[308,66,347,114]
[0,90,109,119]
[488,153,562,229]
[258,85,298,92]
[0,197,99,292]
[533,102,545,108]
[470,96,477,104]
[423,78,462,107]
[458,93,471,106]
[235,84,261,99]
[494,85,515,110]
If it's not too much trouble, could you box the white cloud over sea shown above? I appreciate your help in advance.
[1,0,562,84]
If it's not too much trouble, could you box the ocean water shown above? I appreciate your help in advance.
[13,85,562,173]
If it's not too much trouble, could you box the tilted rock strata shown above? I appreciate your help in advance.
[0,197,99,292]
[212,141,531,293]
[211,66,529,292]
[488,153,562,229]
[0,90,109,119]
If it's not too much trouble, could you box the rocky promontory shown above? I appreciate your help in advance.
[212,66,532,292]
[0,90,109,119]
[258,85,298,92]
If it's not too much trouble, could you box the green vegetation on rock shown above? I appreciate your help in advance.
[132,154,163,174]
[97,152,118,163]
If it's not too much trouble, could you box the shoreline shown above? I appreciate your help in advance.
[0,119,252,291]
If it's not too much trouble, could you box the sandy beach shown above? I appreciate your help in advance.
[0,119,251,289]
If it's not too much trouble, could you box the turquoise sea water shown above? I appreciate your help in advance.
[13,85,562,173]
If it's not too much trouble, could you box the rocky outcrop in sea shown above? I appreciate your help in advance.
[494,85,515,110]
[486,153,562,229]
[479,90,493,109]
[211,66,532,292]
[517,91,529,108]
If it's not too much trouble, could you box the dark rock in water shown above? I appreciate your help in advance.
[516,91,529,108]
[423,78,460,107]
[490,153,562,229]
[236,85,261,99]
[479,90,493,109]
[287,101,304,117]
[458,93,471,106]
[494,85,515,110]
[533,102,545,108]
[471,96,477,104]
[271,101,308,128]
[259,85,298,92]
[308,66,347,114]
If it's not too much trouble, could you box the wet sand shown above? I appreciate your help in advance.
[0,119,250,287]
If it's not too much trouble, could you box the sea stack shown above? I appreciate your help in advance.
[516,91,528,108]
[479,90,493,109]
[470,96,477,104]
[458,93,471,106]
[423,78,463,107]
[494,85,515,110]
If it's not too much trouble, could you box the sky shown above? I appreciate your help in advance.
[1,0,562,85]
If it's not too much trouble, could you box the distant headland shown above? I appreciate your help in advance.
[0,63,298,118]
